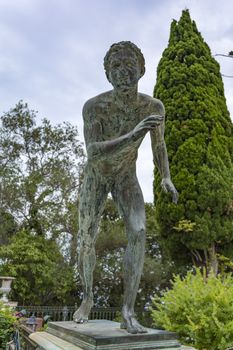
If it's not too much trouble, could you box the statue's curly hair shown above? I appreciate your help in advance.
[104,41,145,82]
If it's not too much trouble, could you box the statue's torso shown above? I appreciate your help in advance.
[83,91,162,178]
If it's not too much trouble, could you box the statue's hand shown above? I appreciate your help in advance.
[161,178,178,204]
[131,115,163,140]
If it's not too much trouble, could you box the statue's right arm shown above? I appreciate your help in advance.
[87,135,136,161]
[85,123,136,162]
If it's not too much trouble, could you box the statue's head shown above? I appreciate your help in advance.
[104,41,145,88]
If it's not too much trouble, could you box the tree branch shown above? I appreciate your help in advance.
[221,74,233,78]
[214,53,233,58]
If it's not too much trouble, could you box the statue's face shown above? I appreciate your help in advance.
[108,48,141,89]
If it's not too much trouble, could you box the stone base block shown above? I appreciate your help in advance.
[30,331,82,349]
[45,320,181,350]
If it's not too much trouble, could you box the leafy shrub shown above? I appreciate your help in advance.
[0,302,17,348]
[0,230,75,305]
[151,269,233,350]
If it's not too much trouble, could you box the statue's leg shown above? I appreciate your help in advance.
[112,174,147,334]
[73,171,108,323]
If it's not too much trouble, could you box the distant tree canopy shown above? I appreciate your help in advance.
[0,229,75,305]
[0,210,17,246]
[0,101,85,265]
[153,9,233,273]
[0,101,87,304]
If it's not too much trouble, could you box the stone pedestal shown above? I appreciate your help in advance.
[0,276,16,305]
[40,320,181,350]
[4,301,18,307]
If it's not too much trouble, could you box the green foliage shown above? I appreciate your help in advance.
[0,230,75,305]
[113,310,122,323]
[153,9,233,269]
[0,210,18,245]
[0,302,16,349]
[173,219,196,233]
[218,254,233,274]
[151,269,233,350]
[0,101,85,265]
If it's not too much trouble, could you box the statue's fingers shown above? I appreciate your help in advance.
[139,124,153,131]
[144,115,163,122]
[141,126,156,131]
[143,120,162,128]
[161,183,168,193]
[147,114,164,119]
[172,190,179,204]
[144,115,158,120]
[152,115,164,122]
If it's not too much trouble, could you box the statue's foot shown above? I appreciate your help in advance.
[73,298,93,323]
[121,315,147,334]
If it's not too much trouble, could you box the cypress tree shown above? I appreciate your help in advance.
[153,9,233,273]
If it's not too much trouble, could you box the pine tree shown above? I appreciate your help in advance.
[153,9,233,273]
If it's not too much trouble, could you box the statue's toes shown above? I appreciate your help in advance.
[120,320,137,334]
[73,311,88,323]
[136,325,147,333]
[131,319,148,334]
[126,325,138,334]
[73,316,88,323]
[121,321,140,334]
[121,317,148,334]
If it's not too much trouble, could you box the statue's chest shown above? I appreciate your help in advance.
[100,108,141,140]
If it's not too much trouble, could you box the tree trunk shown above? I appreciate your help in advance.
[208,242,218,276]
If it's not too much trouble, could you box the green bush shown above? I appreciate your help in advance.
[151,269,233,350]
[0,302,17,348]
[0,230,75,305]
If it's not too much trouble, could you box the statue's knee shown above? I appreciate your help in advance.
[131,225,146,243]
[80,236,95,254]
[138,227,146,242]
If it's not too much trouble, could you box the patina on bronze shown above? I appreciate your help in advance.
[73,41,178,334]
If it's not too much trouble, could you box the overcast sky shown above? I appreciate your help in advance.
[0,0,232,202]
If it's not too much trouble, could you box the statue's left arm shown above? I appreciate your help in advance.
[150,100,178,204]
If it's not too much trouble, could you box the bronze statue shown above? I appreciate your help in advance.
[73,41,178,334]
